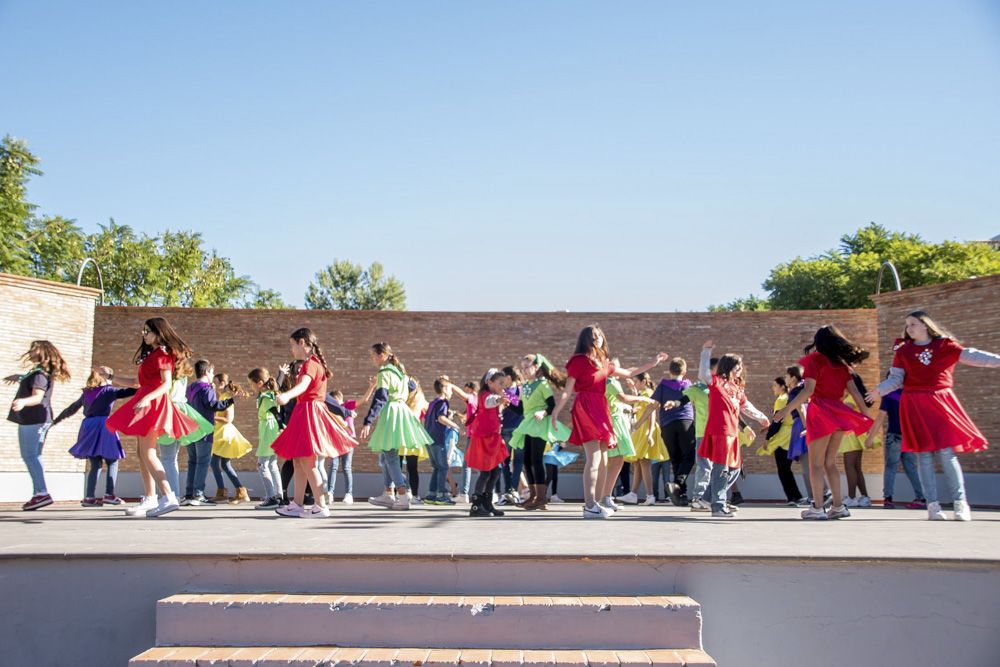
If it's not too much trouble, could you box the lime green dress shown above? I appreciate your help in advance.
[255,391,282,457]
[367,364,433,453]
[509,378,572,449]
[606,378,637,459]
[157,377,214,446]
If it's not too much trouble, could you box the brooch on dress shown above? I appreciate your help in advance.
[918,349,933,366]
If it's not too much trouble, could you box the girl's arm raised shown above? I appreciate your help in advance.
[612,352,669,379]
[698,343,714,384]
[960,348,1000,368]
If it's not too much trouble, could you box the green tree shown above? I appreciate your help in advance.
[708,294,772,312]
[305,260,407,310]
[25,215,86,282]
[242,287,288,309]
[0,135,41,274]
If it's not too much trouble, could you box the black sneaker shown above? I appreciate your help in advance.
[255,496,280,510]
[468,495,491,517]
[666,483,683,507]
[730,491,745,506]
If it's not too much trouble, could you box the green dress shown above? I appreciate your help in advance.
[606,378,637,459]
[157,377,214,446]
[367,364,433,453]
[509,378,572,449]
[255,391,282,457]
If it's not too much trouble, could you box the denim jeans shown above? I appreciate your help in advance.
[650,460,670,499]
[427,441,449,498]
[917,447,965,505]
[460,437,473,495]
[212,455,243,489]
[159,442,181,496]
[690,438,712,501]
[257,455,282,499]
[883,433,924,499]
[709,465,740,513]
[326,450,354,495]
[85,457,118,498]
[185,437,213,497]
[379,450,407,489]
[18,423,49,495]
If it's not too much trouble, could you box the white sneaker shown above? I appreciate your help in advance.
[599,496,620,511]
[953,500,972,522]
[456,494,470,504]
[411,496,424,505]
[582,504,609,519]
[642,495,656,506]
[496,495,508,506]
[927,501,948,521]
[125,496,158,517]
[843,497,859,508]
[392,496,411,511]
[368,492,396,508]
[801,505,828,520]
[342,493,354,505]
[712,508,735,518]
[548,494,565,504]
[276,502,305,518]
[306,504,330,518]
[617,491,639,505]
[146,494,180,518]
[505,491,520,506]
[858,495,873,508]
[827,504,851,520]
[492,493,499,506]
[689,498,710,512]
[726,503,740,513]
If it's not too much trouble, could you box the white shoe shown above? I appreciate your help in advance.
[689,498,710,512]
[858,495,873,508]
[411,496,424,505]
[617,491,639,505]
[491,493,499,506]
[306,504,330,518]
[456,494,470,504]
[800,505,828,520]
[392,496,411,511]
[843,497,859,508]
[276,502,305,518]
[711,508,735,518]
[548,494,565,504]
[496,495,508,506]
[827,504,851,520]
[953,500,971,522]
[599,496,620,511]
[725,503,740,513]
[368,492,396,508]
[582,504,609,519]
[146,494,180,518]
[927,501,948,521]
[642,495,656,506]
[125,496,157,517]
[342,493,354,505]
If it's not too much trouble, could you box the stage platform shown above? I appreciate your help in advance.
[1,503,998,667]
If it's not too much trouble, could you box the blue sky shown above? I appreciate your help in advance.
[3,1,999,310]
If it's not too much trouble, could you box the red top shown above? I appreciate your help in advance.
[704,375,746,438]
[800,351,853,400]
[297,356,328,401]
[892,337,964,392]
[468,391,501,437]
[566,354,617,393]
[138,347,175,388]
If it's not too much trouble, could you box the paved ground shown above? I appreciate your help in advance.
[1,501,997,562]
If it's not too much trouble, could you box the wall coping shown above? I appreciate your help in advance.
[871,274,1000,304]
[96,306,873,316]
[0,272,102,300]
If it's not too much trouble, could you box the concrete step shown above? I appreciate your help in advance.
[155,594,703,651]
[129,646,717,666]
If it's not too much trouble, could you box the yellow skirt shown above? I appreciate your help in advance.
[212,422,253,459]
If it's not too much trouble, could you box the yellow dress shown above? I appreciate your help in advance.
[758,394,791,456]
[629,388,668,462]
[212,391,253,459]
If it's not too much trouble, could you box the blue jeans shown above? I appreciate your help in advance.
[159,442,181,496]
[257,455,282,499]
[883,433,924,500]
[460,437,473,495]
[326,450,354,495]
[184,437,213,497]
[917,448,965,505]
[690,438,712,501]
[379,450,407,489]
[18,423,49,495]
[86,457,118,498]
[427,441,449,498]
[650,460,670,499]
[212,454,243,489]
[710,465,740,513]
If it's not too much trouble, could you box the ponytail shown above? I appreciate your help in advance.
[290,328,331,378]
[248,368,279,393]
[372,342,406,375]
[214,372,247,397]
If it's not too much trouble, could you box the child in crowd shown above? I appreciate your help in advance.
[866,373,925,509]
[247,368,283,509]
[211,373,252,504]
[325,389,357,504]
[466,369,511,517]
[424,376,462,505]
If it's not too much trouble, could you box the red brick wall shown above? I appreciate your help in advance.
[0,274,100,474]
[92,308,882,474]
[871,275,1000,473]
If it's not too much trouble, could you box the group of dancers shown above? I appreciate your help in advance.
[6,311,998,520]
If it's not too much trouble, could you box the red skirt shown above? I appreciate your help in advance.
[105,389,198,440]
[698,432,741,468]
[568,393,616,449]
[900,389,988,454]
[466,433,509,472]
[805,397,873,443]
[271,400,357,459]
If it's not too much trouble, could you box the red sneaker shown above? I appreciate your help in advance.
[81,497,103,507]
[906,499,927,509]
[23,494,53,511]
[102,495,123,505]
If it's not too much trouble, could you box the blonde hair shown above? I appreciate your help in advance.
[85,366,113,389]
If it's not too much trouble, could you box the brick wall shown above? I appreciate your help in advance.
[871,274,1000,473]
[92,308,882,475]
[0,274,100,474]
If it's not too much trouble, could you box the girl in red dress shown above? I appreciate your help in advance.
[696,342,770,518]
[105,317,199,518]
[551,325,667,519]
[775,325,873,520]
[466,368,511,518]
[272,328,357,518]
[868,311,1000,521]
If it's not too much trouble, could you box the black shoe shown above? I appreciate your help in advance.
[730,491,745,506]
[666,483,683,507]
[469,494,490,517]
[484,492,505,517]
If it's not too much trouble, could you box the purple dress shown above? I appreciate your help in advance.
[55,385,136,460]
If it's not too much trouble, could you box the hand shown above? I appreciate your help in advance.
[3,374,19,385]
[661,400,679,410]
[756,446,768,456]
[278,363,290,375]
[533,410,546,422]
[550,415,560,430]
[757,417,769,429]
[134,397,152,413]
[499,395,511,408]
[773,407,788,423]
[863,436,874,449]
[654,351,669,365]
[703,340,714,350]
[276,393,289,406]
[359,424,372,439]
[865,389,880,404]
[10,398,25,412]
[367,376,377,388]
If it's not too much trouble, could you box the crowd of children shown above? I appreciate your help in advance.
[5,311,999,520]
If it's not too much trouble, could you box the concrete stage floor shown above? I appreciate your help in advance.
[1,502,998,562]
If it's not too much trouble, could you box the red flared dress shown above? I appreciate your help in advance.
[893,338,987,454]
[105,347,199,439]
[465,391,509,471]
[566,354,618,448]
[799,352,872,443]
[697,375,746,469]
[270,356,357,459]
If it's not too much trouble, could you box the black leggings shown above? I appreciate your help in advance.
[523,436,546,484]
[475,468,501,496]
[545,464,559,494]
[400,455,420,496]
[280,459,314,504]
[660,419,696,490]
[774,449,803,502]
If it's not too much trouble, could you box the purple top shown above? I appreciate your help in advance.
[652,378,694,425]
[53,385,137,424]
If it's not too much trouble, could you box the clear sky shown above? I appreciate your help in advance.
[3,1,999,311]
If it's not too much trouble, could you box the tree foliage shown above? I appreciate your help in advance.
[305,260,407,310]
[0,135,41,274]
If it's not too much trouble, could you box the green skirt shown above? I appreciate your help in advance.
[368,402,433,453]
[157,403,214,446]
[256,417,281,457]
[608,412,637,459]
[509,414,572,450]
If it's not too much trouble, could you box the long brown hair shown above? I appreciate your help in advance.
[22,340,71,382]
[805,324,869,367]
[290,328,330,378]
[904,310,957,342]
[213,372,247,397]
[574,325,609,364]
[372,342,405,374]
[134,317,192,368]
[635,371,654,391]
[247,368,279,393]
[522,353,567,389]
[715,353,745,386]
